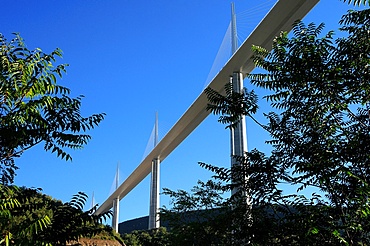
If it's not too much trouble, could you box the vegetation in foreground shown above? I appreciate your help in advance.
[0,33,114,245]
[0,0,369,245]
[124,1,370,245]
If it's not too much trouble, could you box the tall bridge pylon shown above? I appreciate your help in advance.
[148,112,160,229]
[96,0,320,231]
[229,2,248,198]
[112,162,120,231]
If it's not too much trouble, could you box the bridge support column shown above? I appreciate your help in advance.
[230,72,248,197]
[112,197,120,232]
[148,158,160,229]
[230,72,251,244]
[229,6,248,195]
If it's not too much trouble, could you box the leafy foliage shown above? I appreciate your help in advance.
[341,0,370,6]
[0,33,105,184]
[0,185,45,246]
[0,33,110,245]
[121,227,170,246]
[0,185,112,245]
[38,192,112,245]
[163,6,370,246]
[161,175,257,245]
[205,83,258,129]
[0,186,51,245]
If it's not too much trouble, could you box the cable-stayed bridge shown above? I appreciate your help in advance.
[95,0,320,231]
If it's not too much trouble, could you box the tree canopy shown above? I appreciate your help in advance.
[0,33,112,245]
[0,33,105,184]
[0,186,113,245]
[161,5,370,245]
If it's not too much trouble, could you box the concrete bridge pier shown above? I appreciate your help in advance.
[148,158,160,229]
[112,197,120,232]
[230,72,249,199]
[148,113,160,229]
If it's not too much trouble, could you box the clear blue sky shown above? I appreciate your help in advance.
[1,0,361,223]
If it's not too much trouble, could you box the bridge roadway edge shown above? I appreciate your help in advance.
[95,0,320,215]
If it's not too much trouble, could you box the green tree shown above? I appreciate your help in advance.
[0,33,109,245]
[121,228,170,246]
[0,33,105,184]
[0,185,53,246]
[342,0,370,5]
[162,4,370,246]
[161,180,232,245]
[0,186,112,245]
